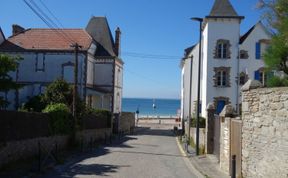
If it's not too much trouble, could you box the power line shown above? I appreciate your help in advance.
[23,0,75,44]
[36,0,76,43]
[38,0,65,28]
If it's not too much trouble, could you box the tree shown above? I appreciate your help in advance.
[258,0,288,77]
[42,79,73,106]
[0,54,21,108]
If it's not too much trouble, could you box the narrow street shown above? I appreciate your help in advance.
[40,123,200,178]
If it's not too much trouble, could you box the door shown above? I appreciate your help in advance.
[216,100,225,114]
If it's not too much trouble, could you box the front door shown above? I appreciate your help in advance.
[216,100,225,114]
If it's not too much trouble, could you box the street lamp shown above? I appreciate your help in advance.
[191,17,203,156]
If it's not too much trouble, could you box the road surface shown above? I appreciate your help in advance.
[41,124,199,178]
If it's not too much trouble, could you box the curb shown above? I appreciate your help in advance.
[176,137,205,178]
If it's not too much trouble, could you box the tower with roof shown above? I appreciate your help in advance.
[180,0,271,119]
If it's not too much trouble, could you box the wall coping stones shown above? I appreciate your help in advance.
[219,104,234,117]
[241,79,263,91]
[206,102,215,110]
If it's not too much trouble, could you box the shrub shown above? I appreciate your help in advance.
[267,76,288,87]
[43,103,72,135]
[86,108,112,120]
[22,95,47,112]
[190,116,206,128]
[42,79,73,106]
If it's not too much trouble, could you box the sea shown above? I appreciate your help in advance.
[122,98,181,117]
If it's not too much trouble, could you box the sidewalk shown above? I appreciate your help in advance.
[177,137,230,178]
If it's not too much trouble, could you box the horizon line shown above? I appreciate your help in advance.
[122,97,180,100]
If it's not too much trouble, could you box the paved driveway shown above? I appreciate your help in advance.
[41,124,199,178]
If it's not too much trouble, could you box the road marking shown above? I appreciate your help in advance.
[176,137,205,178]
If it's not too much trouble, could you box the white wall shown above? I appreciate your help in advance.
[202,18,241,116]
[2,52,86,110]
[239,22,271,93]
[114,61,123,113]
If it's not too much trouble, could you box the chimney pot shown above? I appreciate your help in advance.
[114,27,121,57]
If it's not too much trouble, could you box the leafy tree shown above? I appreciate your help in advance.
[0,54,21,108]
[42,79,73,106]
[41,79,86,117]
[258,0,288,78]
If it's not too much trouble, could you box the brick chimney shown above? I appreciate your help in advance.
[114,27,121,57]
[12,24,25,35]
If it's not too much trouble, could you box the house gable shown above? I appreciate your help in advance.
[0,27,5,45]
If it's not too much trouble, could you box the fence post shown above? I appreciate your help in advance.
[232,155,236,178]
[54,141,58,163]
[38,141,41,172]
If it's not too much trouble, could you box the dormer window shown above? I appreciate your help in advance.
[214,39,231,59]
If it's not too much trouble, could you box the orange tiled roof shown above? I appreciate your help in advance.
[0,28,92,51]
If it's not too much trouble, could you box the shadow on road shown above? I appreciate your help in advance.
[47,163,130,177]
[134,126,175,137]
[39,135,137,178]
[111,150,186,158]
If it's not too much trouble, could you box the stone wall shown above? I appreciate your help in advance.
[0,128,111,168]
[120,112,135,133]
[220,117,231,174]
[241,87,288,178]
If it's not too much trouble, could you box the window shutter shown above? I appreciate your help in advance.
[255,42,261,59]
[254,70,260,80]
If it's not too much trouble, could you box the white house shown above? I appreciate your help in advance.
[0,17,123,114]
[180,0,271,120]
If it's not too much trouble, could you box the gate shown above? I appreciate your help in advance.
[213,115,221,161]
[230,119,242,177]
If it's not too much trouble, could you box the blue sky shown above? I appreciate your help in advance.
[1,0,263,99]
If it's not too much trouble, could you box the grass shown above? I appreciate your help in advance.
[189,137,205,155]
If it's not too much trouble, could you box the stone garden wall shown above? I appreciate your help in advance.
[241,87,288,178]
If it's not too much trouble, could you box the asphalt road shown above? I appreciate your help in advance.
[40,124,199,178]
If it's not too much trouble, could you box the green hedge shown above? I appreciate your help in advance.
[190,116,206,128]
[86,108,112,120]
[267,76,288,87]
[43,103,73,135]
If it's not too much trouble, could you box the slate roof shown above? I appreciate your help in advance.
[85,16,116,57]
[0,29,92,51]
[207,0,244,19]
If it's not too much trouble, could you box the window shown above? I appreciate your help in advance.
[62,61,74,83]
[214,67,230,87]
[239,72,248,85]
[239,50,249,59]
[254,68,267,86]
[256,39,270,59]
[214,39,230,59]
[35,53,45,71]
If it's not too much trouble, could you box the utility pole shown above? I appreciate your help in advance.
[191,17,203,156]
[71,43,82,118]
